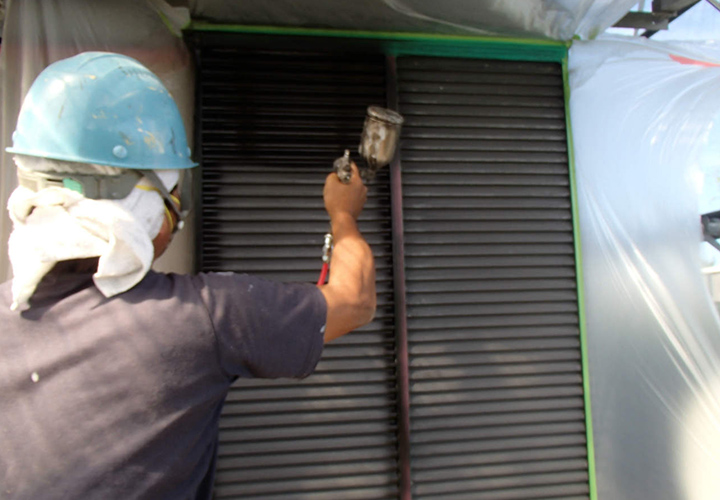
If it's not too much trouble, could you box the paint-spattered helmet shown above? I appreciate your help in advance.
[7,51,196,171]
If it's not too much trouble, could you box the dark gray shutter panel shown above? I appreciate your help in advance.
[397,57,590,500]
[197,48,399,499]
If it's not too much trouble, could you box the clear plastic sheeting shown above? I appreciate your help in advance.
[569,37,720,500]
[0,0,645,281]
[189,0,637,41]
[0,0,196,281]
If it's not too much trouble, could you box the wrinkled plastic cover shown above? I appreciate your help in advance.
[191,0,637,41]
[0,0,196,281]
[0,0,641,279]
[569,36,720,500]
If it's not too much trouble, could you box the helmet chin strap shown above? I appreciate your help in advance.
[16,168,141,200]
[17,166,192,234]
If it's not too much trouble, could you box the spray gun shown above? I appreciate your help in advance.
[333,106,404,184]
[318,106,404,285]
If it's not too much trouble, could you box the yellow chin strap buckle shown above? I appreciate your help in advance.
[135,184,182,233]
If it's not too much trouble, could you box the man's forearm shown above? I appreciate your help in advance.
[319,213,376,342]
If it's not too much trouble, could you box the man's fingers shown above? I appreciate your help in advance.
[349,162,367,192]
[326,163,363,188]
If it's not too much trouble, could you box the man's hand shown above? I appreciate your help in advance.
[323,162,367,221]
[318,162,376,343]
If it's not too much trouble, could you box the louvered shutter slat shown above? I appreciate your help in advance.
[398,56,589,500]
[198,48,398,499]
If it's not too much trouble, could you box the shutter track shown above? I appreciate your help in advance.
[397,57,590,500]
[198,48,399,500]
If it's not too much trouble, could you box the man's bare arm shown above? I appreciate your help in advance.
[317,163,376,343]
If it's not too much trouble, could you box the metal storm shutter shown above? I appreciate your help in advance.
[197,47,398,499]
[397,57,590,499]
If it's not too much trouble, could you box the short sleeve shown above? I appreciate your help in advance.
[191,273,326,380]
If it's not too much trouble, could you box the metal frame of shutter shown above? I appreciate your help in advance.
[191,31,592,500]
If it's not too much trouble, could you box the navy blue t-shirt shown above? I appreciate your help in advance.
[0,270,327,499]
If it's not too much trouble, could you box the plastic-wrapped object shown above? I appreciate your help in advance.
[191,0,637,40]
[569,36,720,500]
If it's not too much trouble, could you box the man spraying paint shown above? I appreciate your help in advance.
[0,52,375,499]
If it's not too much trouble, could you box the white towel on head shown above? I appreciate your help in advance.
[7,170,179,311]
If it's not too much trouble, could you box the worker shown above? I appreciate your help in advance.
[0,52,376,499]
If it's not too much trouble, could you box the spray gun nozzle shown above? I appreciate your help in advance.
[333,150,353,184]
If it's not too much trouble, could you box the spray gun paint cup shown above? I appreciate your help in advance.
[358,106,404,181]
[334,106,404,184]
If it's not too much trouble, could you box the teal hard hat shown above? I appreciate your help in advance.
[7,51,197,170]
